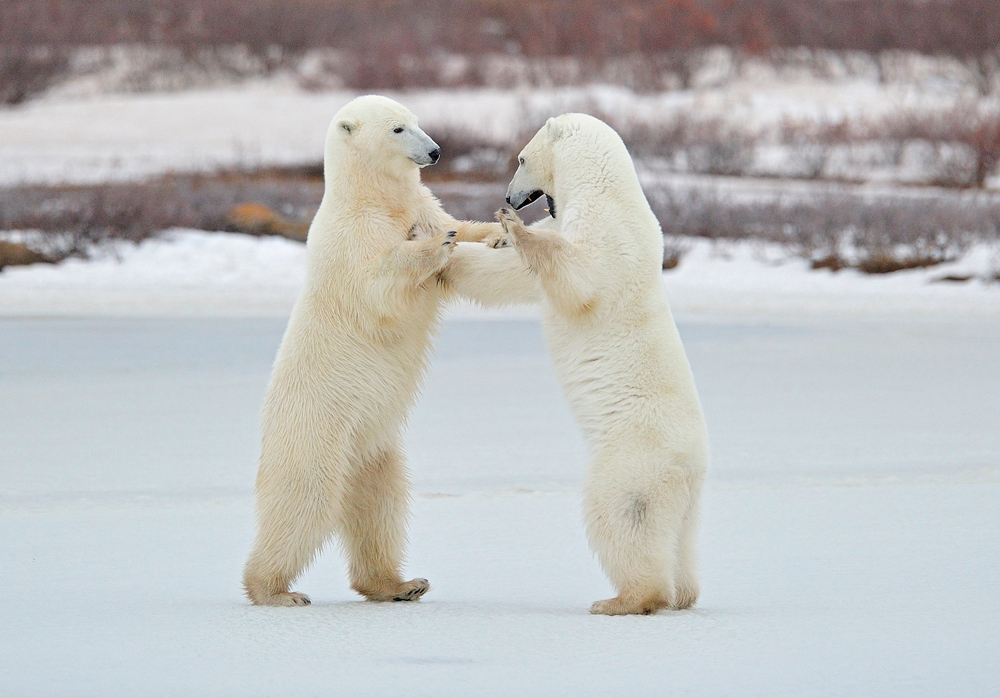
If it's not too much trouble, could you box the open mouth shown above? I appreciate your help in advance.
[512,190,544,210]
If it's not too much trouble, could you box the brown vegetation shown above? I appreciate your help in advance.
[3,165,997,274]
[2,0,999,102]
[0,240,52,269]
[648,185,1000,272]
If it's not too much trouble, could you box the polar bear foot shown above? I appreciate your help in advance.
[357,577,430,602]
[250,591,312,607]
[672,585,699,610]
[590,593,668,616]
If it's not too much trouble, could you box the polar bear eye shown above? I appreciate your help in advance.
[518,157,525,165]
[393,127,404,134]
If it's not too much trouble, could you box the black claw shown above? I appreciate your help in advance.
[446,231,457,238]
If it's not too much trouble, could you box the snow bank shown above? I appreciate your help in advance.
[1,230,998,318]
[0,230,305,317]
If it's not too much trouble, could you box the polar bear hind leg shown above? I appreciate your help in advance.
[243,461,346,606]
[341,444,429,602]
[584,455,694,615]
[672,483,702,610]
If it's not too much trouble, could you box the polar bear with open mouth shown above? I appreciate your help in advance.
[494,113,709,615]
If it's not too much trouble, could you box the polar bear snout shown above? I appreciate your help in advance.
[402,126,441,167]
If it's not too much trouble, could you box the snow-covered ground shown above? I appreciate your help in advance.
[0,76,992,186]
[1,316,998,696]
[2,69,998,695]
[1,229,998,318]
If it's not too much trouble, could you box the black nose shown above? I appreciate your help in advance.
[505,196,512,204]
[428,149,440,164]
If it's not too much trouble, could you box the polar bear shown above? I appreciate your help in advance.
[242,95,536,606]
[493,113,709,615]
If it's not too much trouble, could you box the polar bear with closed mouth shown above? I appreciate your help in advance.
[493,113,709,615]
[242,95,536,607]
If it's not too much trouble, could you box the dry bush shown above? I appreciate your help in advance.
[647,185,1000,272]
[2,0,1000,97]
[0,46,68,104]
[856,103,1000,188]
[3,0,998,59]
[0,169,324,260]
[424,129,516,182]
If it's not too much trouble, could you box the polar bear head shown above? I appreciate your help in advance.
[506,113,633,218]
[325,95,441,180]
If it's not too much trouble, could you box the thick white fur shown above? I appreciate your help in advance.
[498,114,709,615]
[242,95,536,606]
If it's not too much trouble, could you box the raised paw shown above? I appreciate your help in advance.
[494,208,530,244]
[482,230,512,249]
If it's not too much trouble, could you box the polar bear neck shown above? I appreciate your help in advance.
[551,140,645,218]
[324,152,423,215]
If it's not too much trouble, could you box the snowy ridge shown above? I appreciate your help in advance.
[2,229,998,318]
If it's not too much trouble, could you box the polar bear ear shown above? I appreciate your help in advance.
[337,119,358,136]
[545,117,565,142]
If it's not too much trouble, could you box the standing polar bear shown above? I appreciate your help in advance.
[494,113,709,615]
[243,95,535,606]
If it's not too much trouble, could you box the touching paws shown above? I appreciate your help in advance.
[427,231,457,268]
[495,207,528,243]
[483,229,512,249]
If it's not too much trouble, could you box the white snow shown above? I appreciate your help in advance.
[2,229,998,318]
[0,79,991,186]
[1,316,998,696]
[2,74,998,695]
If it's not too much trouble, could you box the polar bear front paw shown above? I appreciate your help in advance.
[252,591,311,607]
[391,577,431,601]
[359,577,431,602]
[495,208,527,241]
[482,230,511,248]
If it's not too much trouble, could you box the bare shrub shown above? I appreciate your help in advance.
[646,183,1000,273]
[2,0,1000,97]
[0,46,68,105]
[684,123,757,177]
[0,168,325,261]
[866,103,1000,188]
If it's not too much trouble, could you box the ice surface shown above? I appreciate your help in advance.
[1,317,998,696]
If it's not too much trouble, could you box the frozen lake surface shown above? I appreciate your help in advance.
[1,316,998,696]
